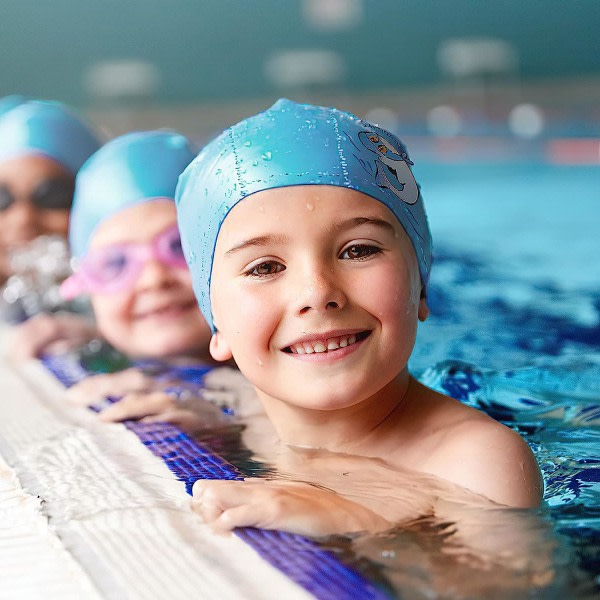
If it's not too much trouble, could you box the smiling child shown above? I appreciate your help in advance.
[11,131,215,421]
[176,99,543,536]
[0,100,101,284]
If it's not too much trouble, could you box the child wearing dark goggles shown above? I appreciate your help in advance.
[0,100,100,284]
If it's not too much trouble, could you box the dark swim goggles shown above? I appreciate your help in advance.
[0,177,75,211]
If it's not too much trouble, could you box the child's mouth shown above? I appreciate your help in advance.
[283,331,371,355]
[135,300,197,320]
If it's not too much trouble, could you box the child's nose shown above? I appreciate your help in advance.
[295,267,347,316]
[2,201,41,241]
[135,257,177,290]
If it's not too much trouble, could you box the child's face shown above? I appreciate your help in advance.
[209,185,429,412]
[89,199,211,359]
[0,154,72,279]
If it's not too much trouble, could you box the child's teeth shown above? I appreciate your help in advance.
[290,333,364,354]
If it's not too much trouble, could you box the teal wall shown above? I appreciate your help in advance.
[1,0,598,106]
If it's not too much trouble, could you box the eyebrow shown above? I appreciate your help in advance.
[224,234,289,256]
[329,216,396,234]
[224,217,395,256]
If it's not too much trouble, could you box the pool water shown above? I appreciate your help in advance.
[408,161,599,597]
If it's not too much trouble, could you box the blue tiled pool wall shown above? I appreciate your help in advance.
[41,354,392,600]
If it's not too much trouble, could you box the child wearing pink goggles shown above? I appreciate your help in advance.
[61,223,188,298]
[12,131,212,371]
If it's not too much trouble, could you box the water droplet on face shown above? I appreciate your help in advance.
[215,168,222,175]
[243,140,252,147]
[306,202,314,211]
[251,160,258,166]
[262,151,272,161]
[257,359,263,366]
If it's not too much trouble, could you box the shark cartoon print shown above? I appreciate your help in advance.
[357,130,419,205]
[348,127,430,274]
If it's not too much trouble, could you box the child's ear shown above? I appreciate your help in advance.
[418,295,430,322]
[209,331,234,362]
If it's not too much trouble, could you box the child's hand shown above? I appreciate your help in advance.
[66,368,155,407]
[9,313,97,360]
[98,390,227,433]
[191,479,391,537]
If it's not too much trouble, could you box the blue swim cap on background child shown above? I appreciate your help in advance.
[176,98,433,331]
[0,95,29,118]
[0,100,101,175]
[69,130,198,259]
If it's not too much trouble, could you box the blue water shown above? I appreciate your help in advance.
[405,161,600,596]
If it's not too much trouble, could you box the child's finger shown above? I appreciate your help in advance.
[66,369,152,406]
[214,504,262,531]
[99,392,172,422]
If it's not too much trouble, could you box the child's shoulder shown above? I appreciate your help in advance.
[404,381,544,508]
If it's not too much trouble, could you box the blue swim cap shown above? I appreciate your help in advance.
[0,95,29,118]
[176,98,432,332]
[0,100,101,175]
[69,130,198,259]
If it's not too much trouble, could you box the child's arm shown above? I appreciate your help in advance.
[66,368,155,406]
[191,479,394,537]
[9,313,97,359]
[98,390,228,433]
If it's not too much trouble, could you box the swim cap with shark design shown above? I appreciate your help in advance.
[176,98,432,331]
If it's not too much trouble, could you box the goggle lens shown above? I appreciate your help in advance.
[0,178,75,212]
[62,224,187,298]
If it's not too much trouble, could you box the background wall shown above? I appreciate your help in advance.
[2,0,599,139]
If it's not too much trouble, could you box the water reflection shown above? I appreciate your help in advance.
[180,358,599,598]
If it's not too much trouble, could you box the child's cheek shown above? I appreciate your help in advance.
[364,264,418,319]
[214,279,276,352]
[91,293,132,344]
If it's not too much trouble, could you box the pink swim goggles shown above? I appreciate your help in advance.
[61,224,188,299]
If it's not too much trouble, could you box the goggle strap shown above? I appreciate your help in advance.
[60,274,87,300]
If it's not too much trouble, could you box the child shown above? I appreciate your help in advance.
[176,99,544,536]
[0,100,101,284]
[12,131,216,423]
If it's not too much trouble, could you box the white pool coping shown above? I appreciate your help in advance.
[0,325,312,600]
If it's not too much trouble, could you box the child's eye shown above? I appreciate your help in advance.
[246,260,285,277]
[340,244,381,260]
